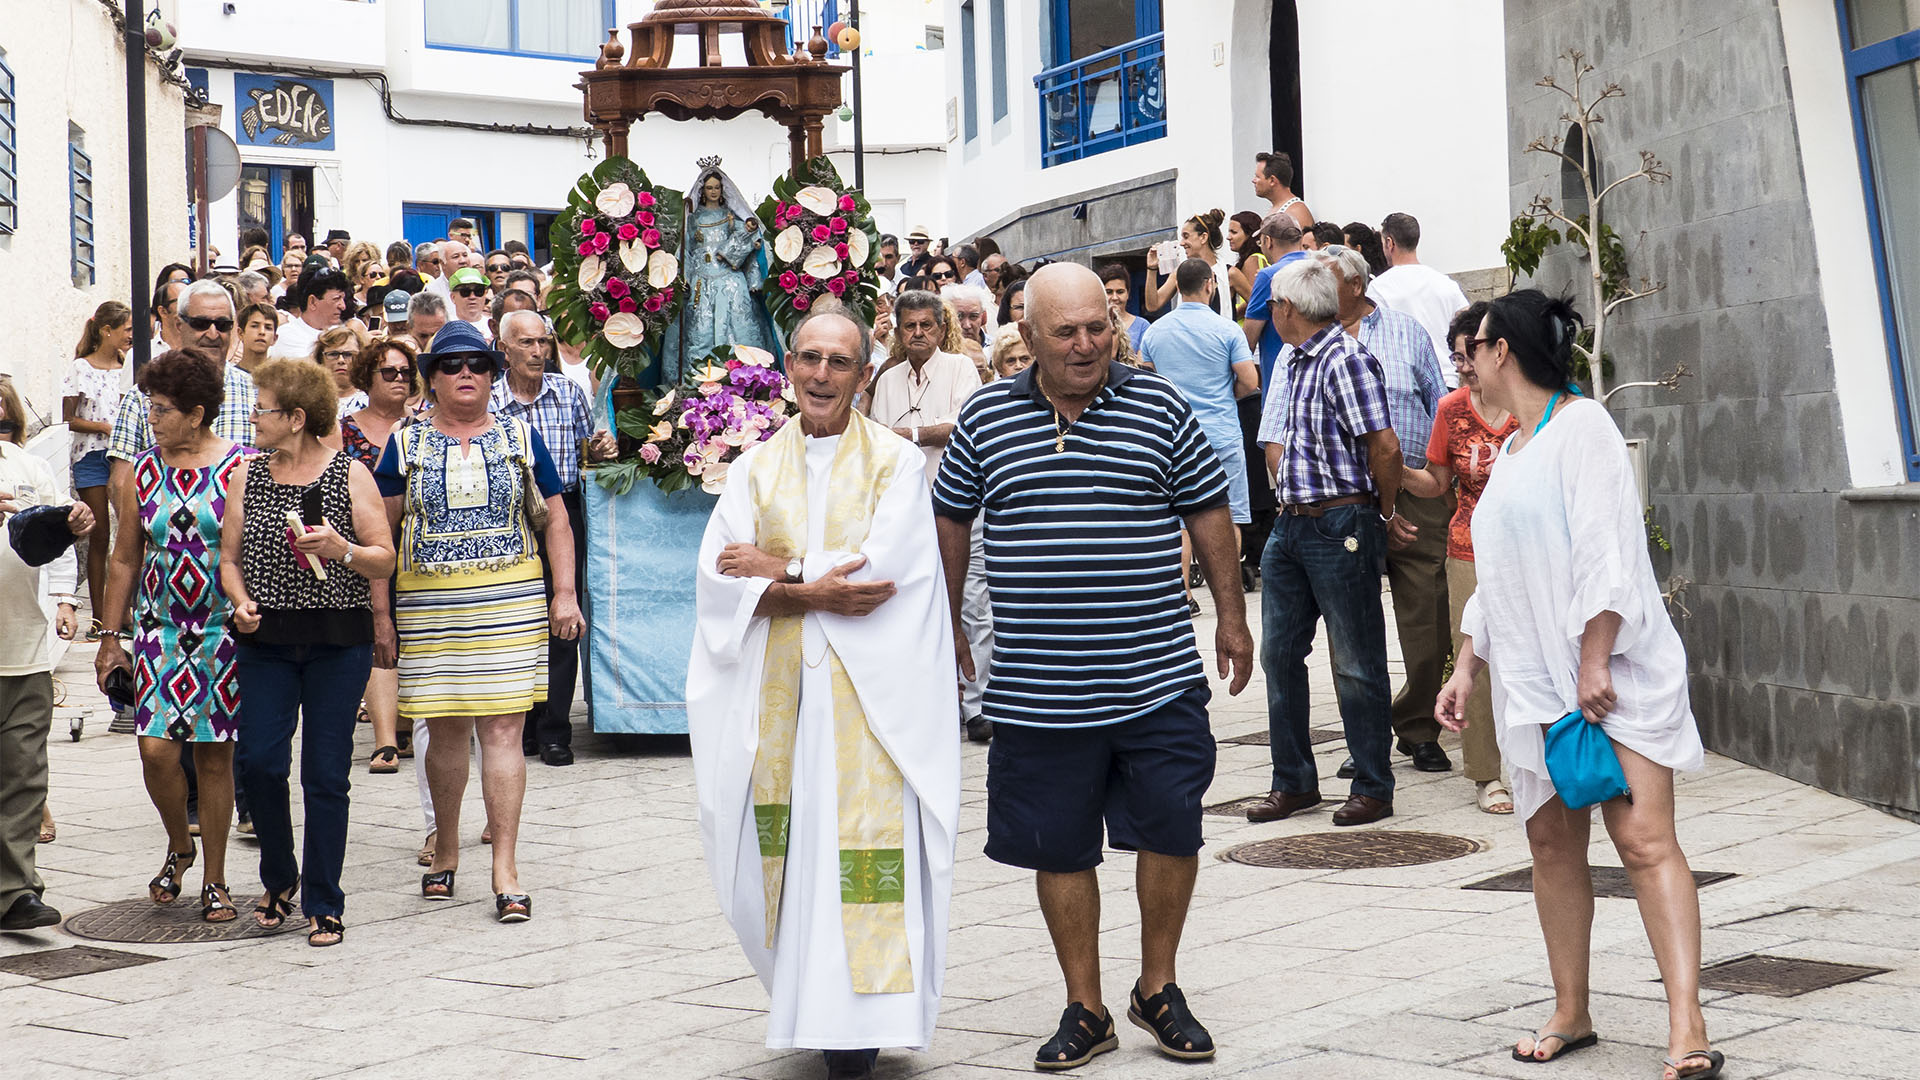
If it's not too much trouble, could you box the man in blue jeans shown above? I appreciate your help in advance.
[1249,256,1411,827]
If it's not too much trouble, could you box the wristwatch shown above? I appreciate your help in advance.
[341,545,356,567]
[785,557,804,584]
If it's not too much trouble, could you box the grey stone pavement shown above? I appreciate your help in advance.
[5,588,1920,1079]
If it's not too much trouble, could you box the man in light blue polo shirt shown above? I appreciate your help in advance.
[1142,259,1260,526]
[1241,212,1310,399]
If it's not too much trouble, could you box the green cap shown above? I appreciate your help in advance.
[448,266,488,289]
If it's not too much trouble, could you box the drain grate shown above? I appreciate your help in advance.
[63,898,303,945]
[1217,728,1343,747]
[1698,955,1889,997]
[1463,867,1735,899]
[0,945,162,981]
[1223,831,1481,869]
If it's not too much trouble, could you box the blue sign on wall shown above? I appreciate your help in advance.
[234,73,335,151]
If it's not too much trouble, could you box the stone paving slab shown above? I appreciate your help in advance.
[4,590,1919,1078]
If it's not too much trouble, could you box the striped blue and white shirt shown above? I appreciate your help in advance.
[931,361,1230,728]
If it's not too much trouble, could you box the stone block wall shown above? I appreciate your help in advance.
[1505,0,1920,817]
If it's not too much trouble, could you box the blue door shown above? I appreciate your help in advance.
[402,204,453,251]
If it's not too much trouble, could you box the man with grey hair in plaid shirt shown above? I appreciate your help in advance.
[1249,256,1411,828]
[491,308,615,766]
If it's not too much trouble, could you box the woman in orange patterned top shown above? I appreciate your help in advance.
[1401,301,1519,814]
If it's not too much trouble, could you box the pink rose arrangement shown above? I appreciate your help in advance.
[753,157,883,338]
[548,158,688,385]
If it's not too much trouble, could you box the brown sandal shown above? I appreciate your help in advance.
[368,746,399,774]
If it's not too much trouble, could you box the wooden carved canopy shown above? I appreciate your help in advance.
[579,0,850,173]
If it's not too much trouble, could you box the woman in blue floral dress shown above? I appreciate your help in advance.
[95,349,246,923]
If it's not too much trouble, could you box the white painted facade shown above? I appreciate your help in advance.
[0,0,191,432]
[941,0,1510,275]
[177,0,946,263]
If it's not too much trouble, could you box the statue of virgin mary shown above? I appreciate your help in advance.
[660,157,774,383]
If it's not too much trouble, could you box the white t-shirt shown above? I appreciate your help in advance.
[267,314,325,360]
[866,350,982,486]
[1369,263,1470,386]
[0,444,78,676]
[59,357,124,462]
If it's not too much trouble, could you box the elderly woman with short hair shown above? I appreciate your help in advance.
[313,323,370,417]
[373,321,579,923]
[219,359,394,947]
[95,349,246,922]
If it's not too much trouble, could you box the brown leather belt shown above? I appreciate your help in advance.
[1278,494,1372,518]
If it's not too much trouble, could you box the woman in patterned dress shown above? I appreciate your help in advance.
[341,338,420,773]
[371,321,580,923]
[95,349,246,923]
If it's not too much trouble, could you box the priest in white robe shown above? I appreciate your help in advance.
[688,308,961,1080]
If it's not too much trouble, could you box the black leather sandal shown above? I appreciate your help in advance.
[368,746,399,774]
[308,915,344,947]
[1035,1002,1118,1071]
[252,885,296,929]
[148,844,196,904]
[200,882,236,923]
[421,869,456,901]
[1128,981,1215,1061]
[495,893,531,923]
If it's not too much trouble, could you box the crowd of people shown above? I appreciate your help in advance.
[0,160,1723,1080]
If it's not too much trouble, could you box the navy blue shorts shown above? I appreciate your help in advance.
[985,684,1217,873]
[71,448,109,489]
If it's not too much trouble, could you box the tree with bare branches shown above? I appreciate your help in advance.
[1503,49,1691,405]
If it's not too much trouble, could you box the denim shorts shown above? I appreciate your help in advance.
[985,684,1217,873]
[71,448,109,490]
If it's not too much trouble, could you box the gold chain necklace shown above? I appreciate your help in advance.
[1037,368,1106,453]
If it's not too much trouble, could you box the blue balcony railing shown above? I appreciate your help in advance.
[781,0,842,58]
[1036,34,1166,168]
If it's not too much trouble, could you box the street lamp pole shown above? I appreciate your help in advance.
[127,14,151,373]
[849,0,864,190]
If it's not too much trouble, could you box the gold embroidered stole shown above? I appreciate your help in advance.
[748,415,912,994]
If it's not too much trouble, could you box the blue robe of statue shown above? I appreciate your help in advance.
[662,206,771,384]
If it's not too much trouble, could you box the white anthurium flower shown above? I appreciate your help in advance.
[846,229,871,268]
[647,249,679,288]
[602,312,649,349]
[733,345,776,369]
[595,182,635,219]
[700,461,732,495]
[803,245,842,280]
[577,254,605,291]
[774,225,805,262]
[795,186,838,216]
[619,238,648,275]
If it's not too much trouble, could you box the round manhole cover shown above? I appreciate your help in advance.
[1223,831,1481,870]
[64,898,303,944]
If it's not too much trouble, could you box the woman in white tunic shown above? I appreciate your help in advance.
[1435,290,1721,1080]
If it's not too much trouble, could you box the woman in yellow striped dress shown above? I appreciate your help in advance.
[371,321,582,923]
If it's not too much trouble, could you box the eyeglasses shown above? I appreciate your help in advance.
[432,354,497,377]
[322,349,358,362]
[930,269,957,281]
[250,404,288,418]
[182,315,234,333]
[146,401,179,418]
[790,349,862,373]
[1448,351,1469,365]
[375,366,411,383]
[454,286,488,298]
[1463,336,1493,355]
[486,263,511,273]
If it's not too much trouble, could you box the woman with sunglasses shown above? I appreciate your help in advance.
[94,348,246,924]
[219,359,395,947]
[372,321,579,924]
[342,340,422,775]
[1434,290,1718,1080]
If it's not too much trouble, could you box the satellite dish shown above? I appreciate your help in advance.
[188,124,243,202]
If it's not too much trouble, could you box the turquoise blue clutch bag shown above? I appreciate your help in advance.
[1542,710,1631,809]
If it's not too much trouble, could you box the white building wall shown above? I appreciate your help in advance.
[944,0,1507,274]
[0,0,190,432]
[178,0,946,261]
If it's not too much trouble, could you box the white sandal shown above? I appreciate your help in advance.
[1477,780,1515,815]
